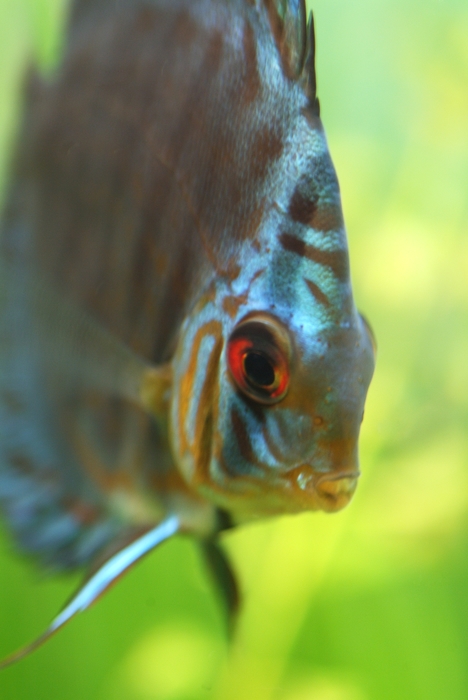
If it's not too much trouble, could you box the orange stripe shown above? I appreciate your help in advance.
[177,320,222,462]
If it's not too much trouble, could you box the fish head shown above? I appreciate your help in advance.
[169,274,375,522]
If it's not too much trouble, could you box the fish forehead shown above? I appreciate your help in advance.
[220,96,351,326]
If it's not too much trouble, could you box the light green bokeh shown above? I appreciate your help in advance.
[0,1,467,698]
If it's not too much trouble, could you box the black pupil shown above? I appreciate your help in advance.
[244,352,275,388]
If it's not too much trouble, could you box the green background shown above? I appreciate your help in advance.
[0,0,467,698]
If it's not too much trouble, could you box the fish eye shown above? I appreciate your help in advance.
[227,314,291,404]
[244,352,276,387]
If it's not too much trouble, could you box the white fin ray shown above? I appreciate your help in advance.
[0,515,179,670]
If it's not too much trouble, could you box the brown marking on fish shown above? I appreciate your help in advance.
[222,264,267,318]
[242,200,265,241]
[223,295,244,318]
[309,204,344,234]
[288,187,318,225]
[280,231,306,257]
[224,259,243,283]
[304,277,331,307]
[230,407,257,467]
[249,125,283,183]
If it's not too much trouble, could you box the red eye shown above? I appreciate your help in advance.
[227,315,291,404]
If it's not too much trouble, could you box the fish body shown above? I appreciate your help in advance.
[0,0,375,663]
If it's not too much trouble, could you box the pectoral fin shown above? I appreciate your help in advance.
[0,515,179,670]
[34,274,171,419]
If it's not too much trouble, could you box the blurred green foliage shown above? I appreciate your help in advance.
[0,0,467,698]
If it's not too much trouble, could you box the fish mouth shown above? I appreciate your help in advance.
[293,466,360,513]
[314,470,360,511]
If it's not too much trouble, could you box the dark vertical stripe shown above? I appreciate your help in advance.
[248,125,283,183]
[230,407,257,466]
[304,277,331,307]
[288,187,318,225]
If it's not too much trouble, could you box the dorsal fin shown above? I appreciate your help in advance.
[264,0,307,79]
[0,516,179,670]
[302,11,320,116]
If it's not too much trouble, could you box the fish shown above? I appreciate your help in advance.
[0,0,375,667]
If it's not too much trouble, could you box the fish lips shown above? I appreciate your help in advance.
[293,465,360,512]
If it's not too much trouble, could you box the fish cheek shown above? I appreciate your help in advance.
[217,387,264,479]
[169,316,223,489]
[190,340,222,486]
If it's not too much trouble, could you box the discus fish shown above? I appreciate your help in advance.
[0,0,375,666]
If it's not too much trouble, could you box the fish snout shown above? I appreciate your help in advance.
[314,470,360,512]
[291,459,360,512]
